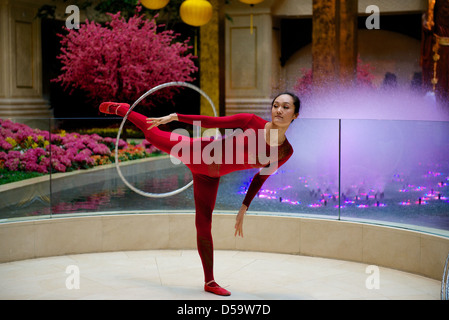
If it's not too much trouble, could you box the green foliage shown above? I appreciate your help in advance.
[0,169,45,185]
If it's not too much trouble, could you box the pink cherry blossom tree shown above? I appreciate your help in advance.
[53,10,197,109]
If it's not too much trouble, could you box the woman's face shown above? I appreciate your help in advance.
[271,94,298,127]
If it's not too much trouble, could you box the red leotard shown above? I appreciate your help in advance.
[106,105,293,284]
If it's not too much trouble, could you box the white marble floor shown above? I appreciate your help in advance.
[0,250,442,300]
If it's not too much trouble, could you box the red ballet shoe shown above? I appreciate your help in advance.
[99,102,129,115]
[204,280,231,296]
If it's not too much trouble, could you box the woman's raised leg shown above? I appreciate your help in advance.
[99,102,189,158]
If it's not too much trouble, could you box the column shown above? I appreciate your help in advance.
[200,0,225,117]
[312,0,358,89]
[338,0,358,86]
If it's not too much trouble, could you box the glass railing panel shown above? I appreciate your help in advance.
[0,117,52,221]
[216,119,341,219]
[48,117,195,216]
[340,119,449,235]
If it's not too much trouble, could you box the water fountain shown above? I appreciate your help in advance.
[256,86,449,231]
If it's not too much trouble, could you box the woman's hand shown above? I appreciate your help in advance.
[146,113,178,130]
[234,204,247,238]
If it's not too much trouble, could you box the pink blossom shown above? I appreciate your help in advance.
[0,140,12,151]
[65,148,78,160]
[1,117,158,175]
[92,144,111,155]
[53,11,197,109]
[39,157,50,169]
[51,159,66,172]
[47,144,66,156]
[5,158,19,171]
[54,154,72,168]
[24,162,40,172]
[118,140,127,148]
[6,151,21,160]
[36,165,48,174]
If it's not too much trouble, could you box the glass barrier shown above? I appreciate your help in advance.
[1,116,448,237]
[49,118,195,217]
[339,119,449,234]
[0,118,52,221]
[225,119,341,219]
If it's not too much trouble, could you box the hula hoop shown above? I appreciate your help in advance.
[115,82,218,198]
[442,251,449,300]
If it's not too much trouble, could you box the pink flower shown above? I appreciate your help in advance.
[5,158,19,171]
[118,140,127,149]
[6,151,21,160]
[39,157,50,169]
[53,11,197,109]
[54,154,72,167]
[92,143,111,155]
[0,140,12,151]
[47,144,65,156]
[24,162,40,172]
[36,165,48,174]
[51,159,66,172]
[65,148,78,160]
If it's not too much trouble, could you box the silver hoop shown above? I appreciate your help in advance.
[442,251,449,300]
[115,82,218,198]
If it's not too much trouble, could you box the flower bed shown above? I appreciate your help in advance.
[0,118,160,184]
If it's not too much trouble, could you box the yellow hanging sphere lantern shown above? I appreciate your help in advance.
[140,0,169,10]
[180,0,213,27]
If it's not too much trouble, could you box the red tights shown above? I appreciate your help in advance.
[109,104,218,283]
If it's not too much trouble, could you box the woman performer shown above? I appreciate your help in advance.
[99,92,300,296]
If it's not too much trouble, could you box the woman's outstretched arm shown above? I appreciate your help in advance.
[147,113,254,130]
[235,149,293,238]
[175,113,253,129]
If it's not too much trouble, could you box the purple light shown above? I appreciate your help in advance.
[424,171,442,178]
[282,199,301,205]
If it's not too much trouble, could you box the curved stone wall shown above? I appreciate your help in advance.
[1,213,448,281]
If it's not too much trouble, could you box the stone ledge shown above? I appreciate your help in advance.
[0,213,448,281]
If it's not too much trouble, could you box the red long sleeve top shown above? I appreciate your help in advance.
[176,113,294,208]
